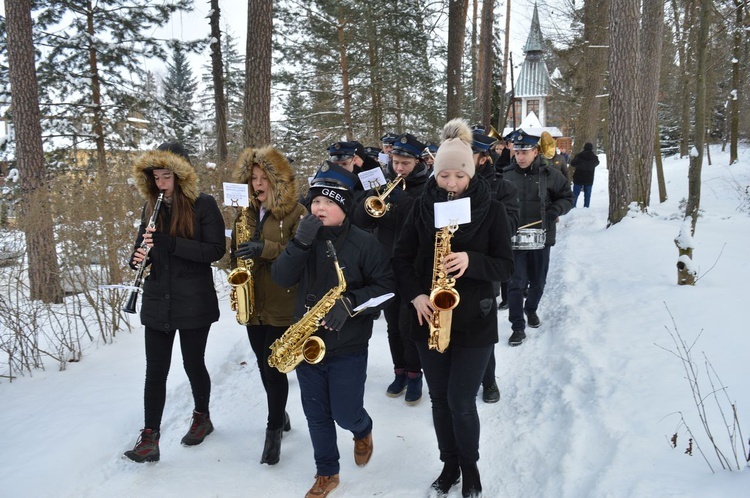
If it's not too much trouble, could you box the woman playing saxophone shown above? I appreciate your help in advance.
[229,146,307,466]
[392,119,514,497]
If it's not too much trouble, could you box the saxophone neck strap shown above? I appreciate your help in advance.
[253,209,271,241]
[306,224,350,303]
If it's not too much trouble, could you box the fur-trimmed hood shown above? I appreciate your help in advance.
[132,150,199,202]
[233,146,299,219]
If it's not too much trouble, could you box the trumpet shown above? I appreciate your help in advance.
[364,174,405,218]
[124,191,165,314]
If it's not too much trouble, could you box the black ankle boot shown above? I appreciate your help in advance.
[460,462,482,497]
[260,428,283,465]
[283,411,291,432]
[430,462,460,496]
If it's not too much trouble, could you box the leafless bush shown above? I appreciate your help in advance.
[658,303,748,472]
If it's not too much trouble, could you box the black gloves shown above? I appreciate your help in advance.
[151,232,176,252]
[295,213,323,247]
[235,240,264,259]
[322,297,352,332]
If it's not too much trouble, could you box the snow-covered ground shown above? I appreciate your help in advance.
[2,146,749,497]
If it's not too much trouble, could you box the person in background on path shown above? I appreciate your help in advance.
[570,142,600,208]
[354,133,430,406]
[503,132,573,347]
[230,146,308,465]
[123,142,225,463]
[471,130,519,405]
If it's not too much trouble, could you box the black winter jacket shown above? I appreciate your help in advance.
[503,156,573,246]
[137,193,226,331]
[477,162,520,234]
[570,149,600,185]
[271,221,395,357]
[392,176,515,347]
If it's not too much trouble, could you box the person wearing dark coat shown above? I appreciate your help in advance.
[124,142,226,463]
[230,146,308,465]
[353,133,429,405]
[271,169,395,498]
[472,131,520,405]
[503,132,574,347]
[393,119,514,498]
[570,142,600,208]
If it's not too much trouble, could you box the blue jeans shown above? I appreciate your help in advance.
[508,246,551,331]
[573,183,593,207]
[296,350,372,476]
[416,340,493,465]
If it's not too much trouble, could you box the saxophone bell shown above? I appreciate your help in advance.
[364,174,405,218]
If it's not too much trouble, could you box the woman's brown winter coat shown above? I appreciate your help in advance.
[230,146,307,327]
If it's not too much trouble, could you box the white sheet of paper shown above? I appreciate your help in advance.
[434,197,472,229]
[353,293,395,312]
[358,168,387,191]
[377,152,390,165]
[223,182,250,207]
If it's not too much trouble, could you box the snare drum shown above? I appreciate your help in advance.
[511,228,546,250]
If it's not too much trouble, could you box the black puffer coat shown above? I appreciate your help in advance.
[503,155,573,246]
[477,161,520,234]
[392,176,515,347]
[271,221,395,357]
[131,150,226,331]
[570,149,600,185]
[351,162,430,255]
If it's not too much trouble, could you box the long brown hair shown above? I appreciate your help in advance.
[145,179,195,240]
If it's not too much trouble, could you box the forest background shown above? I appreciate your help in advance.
[0,1,749,379]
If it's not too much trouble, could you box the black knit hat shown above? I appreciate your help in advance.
[157,142,192,164]
[583,143,594,151]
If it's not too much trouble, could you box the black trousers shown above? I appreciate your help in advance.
[247,324,289,430]
[417,340,492,465]
[143,325,211,430]
[384,295,421,372]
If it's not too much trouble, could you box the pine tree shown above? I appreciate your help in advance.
[162,43,201,152]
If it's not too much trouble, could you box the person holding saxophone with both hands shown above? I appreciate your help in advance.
[230,146,308,466]
[392,120,514,498]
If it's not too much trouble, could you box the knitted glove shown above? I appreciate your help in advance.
[235,240,264,259]
[294,214,323,247]
[322,298,351,331]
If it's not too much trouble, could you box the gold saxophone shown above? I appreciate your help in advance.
[428,193,460,353]
[364,174,406,218]
[268,240,346,373]
[228,206,255,325]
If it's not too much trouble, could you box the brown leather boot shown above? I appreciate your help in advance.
[304,474,339,498]
[353,432,373,466]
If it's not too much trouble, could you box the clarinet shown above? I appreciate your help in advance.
[123,191,165,314]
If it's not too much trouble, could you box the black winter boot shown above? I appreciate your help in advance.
[283,411,292,432]
[386,368,407,397]
[124,428,160,463]
[430,461,461,497]
[460,462,482,497]
[260,428,283,465]
[181,410,214,446]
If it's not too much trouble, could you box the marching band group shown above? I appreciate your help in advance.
[122,118,574,498]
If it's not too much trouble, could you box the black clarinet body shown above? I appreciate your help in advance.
[123,191,165,314]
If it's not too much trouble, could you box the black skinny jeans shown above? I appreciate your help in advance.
[144,326,211,430]
[247,324,289,430]
[416,340,493,465]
